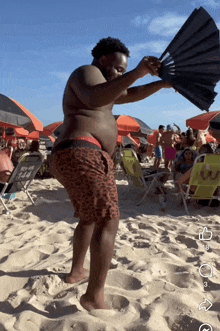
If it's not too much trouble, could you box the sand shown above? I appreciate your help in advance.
[0,169,220,331]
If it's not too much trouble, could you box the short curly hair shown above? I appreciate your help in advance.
[91,37,130,59]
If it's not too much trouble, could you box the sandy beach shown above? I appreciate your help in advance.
[0,170,220,331]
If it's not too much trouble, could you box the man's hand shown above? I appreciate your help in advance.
[135,56,161,78]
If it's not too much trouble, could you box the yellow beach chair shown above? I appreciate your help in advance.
[179,154,220,215]
[120,149,167,206]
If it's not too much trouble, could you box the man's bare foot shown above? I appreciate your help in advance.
[80,294,110,311]
[64,268,89,284]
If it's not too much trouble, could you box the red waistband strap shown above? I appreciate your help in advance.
[73,137,102,149]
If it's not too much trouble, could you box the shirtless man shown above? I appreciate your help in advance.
[161,124,176,169]
[51,37,172,311]
[154,125,165,170]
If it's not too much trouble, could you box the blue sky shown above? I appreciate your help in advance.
[1,0,220,131]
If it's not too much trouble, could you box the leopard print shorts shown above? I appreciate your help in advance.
[52,147,120,224]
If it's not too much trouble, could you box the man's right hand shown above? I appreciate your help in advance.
[135,56,161,78]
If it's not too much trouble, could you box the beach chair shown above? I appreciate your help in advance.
[120,148,168,206]
[0,152,43,214]
[178,154,220,215]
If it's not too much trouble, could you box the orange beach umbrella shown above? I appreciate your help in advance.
[114,115,152,137]
[41,121,63,136]
[117,133,140,147]
[186,111,220,130]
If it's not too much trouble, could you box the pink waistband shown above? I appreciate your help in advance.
[73,137,102,149]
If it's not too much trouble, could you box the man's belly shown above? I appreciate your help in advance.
[57,113,118,156]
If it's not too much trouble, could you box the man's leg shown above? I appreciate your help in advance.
[164,158,169,168]
[157,157,161,169]
[80,217,119,311]
[66,221,95,283]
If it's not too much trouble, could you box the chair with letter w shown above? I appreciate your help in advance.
[178,154,220,215]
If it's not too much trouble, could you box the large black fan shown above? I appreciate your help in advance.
[159,6,220,112]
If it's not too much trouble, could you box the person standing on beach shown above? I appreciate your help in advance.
[51,37,172,311]
[161,124,177,169]
[154,125,165,170]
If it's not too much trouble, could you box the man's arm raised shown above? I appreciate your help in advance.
[70,56,161,109]
[114,80,172,104]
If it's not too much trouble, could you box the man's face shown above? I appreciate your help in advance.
[100,52,128,81]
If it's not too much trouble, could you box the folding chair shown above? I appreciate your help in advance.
[178,154,220,215]
[0,152,43,214]
[120,149,168,206]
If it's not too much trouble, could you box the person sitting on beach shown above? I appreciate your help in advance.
[3,141,14,159]
[174,148,195,175]
[51,36,172,311]
[175,144,220,206]
[154,125,164,170]
[172,147,198,185]
[193,129,206,151]
[185,127,196,148]
[29,140,44,158]
[175,144,215,187]
[0,147,14,183]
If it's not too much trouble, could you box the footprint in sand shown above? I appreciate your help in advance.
[106,270,142,290]
[133,241,150,248]
[160,235,171,243]
[138,223,158,233]
[165,270,193,289]
[106,294,129,310]
[116,257,131,265]
[175,235,198,249]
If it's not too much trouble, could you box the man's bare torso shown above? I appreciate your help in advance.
[161,132,174,148]
[55,67,118,157]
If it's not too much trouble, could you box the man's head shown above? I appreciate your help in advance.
[166,124,172,132]
[158,125,165,133]
[91,37,130,80]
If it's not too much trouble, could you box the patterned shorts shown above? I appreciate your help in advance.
[52,144,120,224]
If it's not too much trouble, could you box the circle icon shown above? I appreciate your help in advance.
[199,323,213,331]
[199,264,213,278]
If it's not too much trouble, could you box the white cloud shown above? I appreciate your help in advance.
[148,13,188,36]
[128,41,168,58]
[50,71,70,81]
[131,15,150,27]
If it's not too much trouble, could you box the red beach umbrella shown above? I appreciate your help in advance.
[0,93,43,133]
[186,111,220,130]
